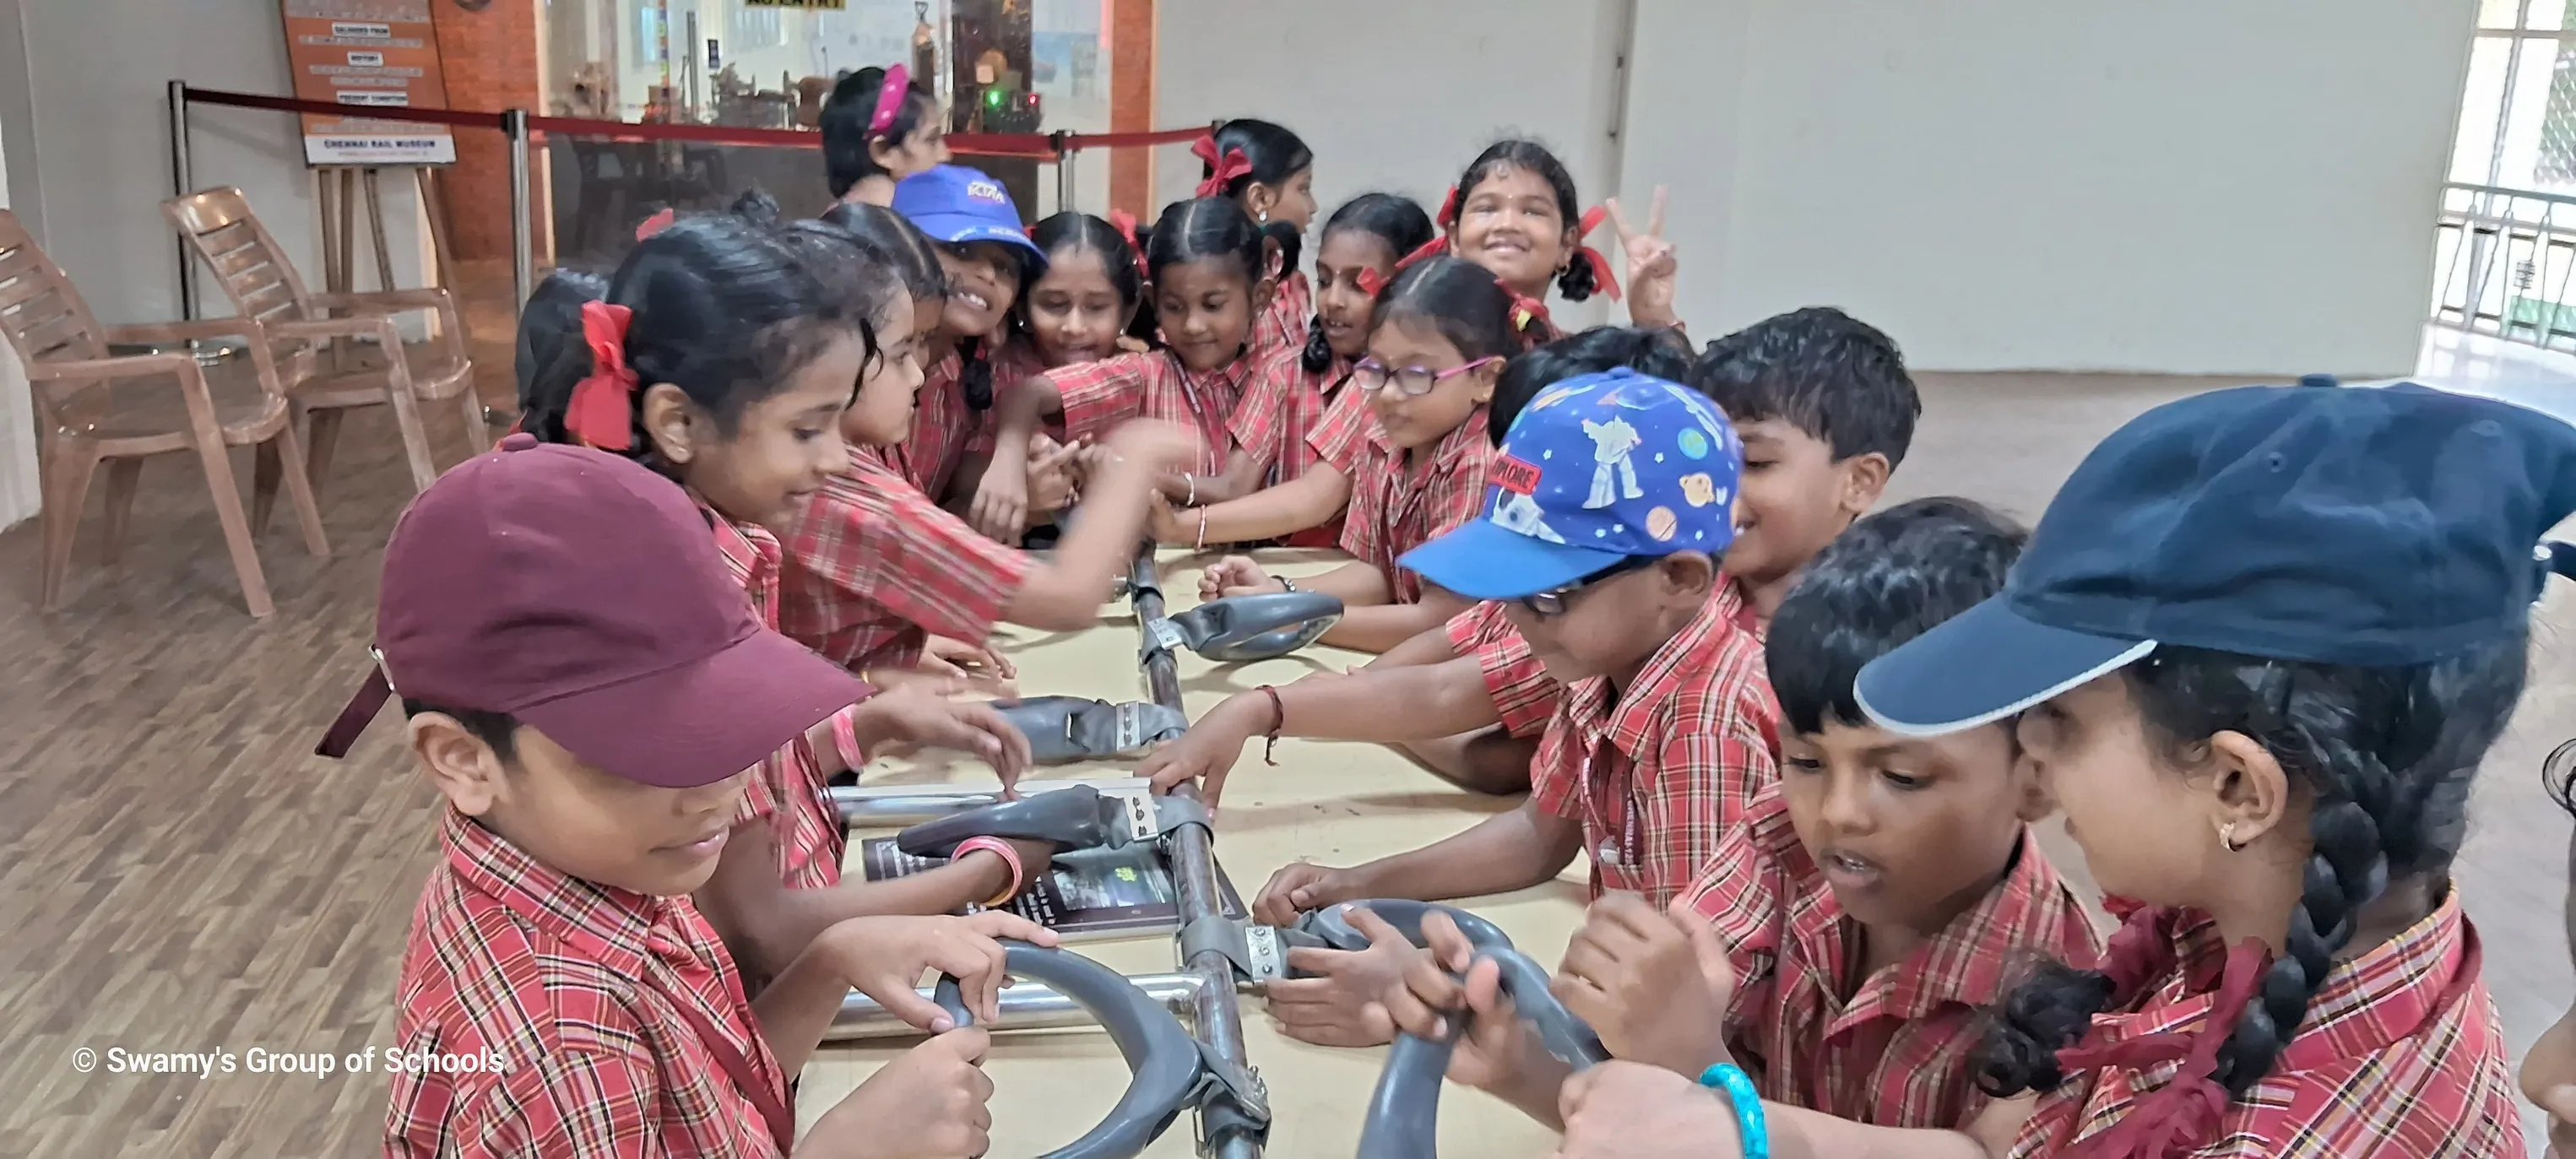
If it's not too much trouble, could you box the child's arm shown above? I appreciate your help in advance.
[1155,462,1354,546]
[751,912,1053,1075]
[696,821,1045,983]
[1169,436,1280,508]
[1008,422,1199,628]
[970,372,1066,539]
[1315,585,1473,653]
[1248,798,1585,924]
[1370,619,1467,669]
[1141,656,1505,802]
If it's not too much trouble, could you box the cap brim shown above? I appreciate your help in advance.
[913,217,1046,260]
[1399,520,1630,601]
[518,627,865,788]
[1852,596,2157,737]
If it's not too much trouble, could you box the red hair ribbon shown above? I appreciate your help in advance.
[1573,205,1622,301]
[634,207,676,242]
[1106,209,1150,279]
[1501,280,1553,338]
[1191,134,1254,199]
[564,301,642,452]
[1434,185,1461,229]
[868,63,911,138]
[1353,268,1387,298]
[1393,235,1449,272]
[2049,907,2272,1159]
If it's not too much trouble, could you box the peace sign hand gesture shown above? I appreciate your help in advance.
[1605,187,1681,331]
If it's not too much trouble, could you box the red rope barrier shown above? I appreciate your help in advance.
[182,85,1204,157]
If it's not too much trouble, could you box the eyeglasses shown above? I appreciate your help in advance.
[1349,356,1501,398]
[1513,556,1655,617]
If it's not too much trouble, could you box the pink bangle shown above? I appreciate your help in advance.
[950,836,1025,907]
[830,707,865,773]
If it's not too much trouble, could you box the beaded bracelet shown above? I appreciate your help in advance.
[951,836,1025,907]
[1695,1063,1770,1159]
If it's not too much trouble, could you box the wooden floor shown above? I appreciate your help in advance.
[1,370,2565,1156]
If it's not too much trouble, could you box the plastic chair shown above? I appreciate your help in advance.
[0,209,329,617]
[163,187,485,499]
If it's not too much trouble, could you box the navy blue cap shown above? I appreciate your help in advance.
[1855,379,2576,736]
[891,165,1045,263]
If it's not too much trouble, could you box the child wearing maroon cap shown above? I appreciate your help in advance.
[319,436,1049,1158]
[513,212,1044,987]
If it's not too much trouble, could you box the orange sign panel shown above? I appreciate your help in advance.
[280,0,456,165]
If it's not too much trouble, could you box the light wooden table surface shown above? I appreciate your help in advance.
[796,550,1588,1157]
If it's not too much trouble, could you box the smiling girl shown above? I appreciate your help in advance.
[886,165,1044,507]
[822,64,950,208]
[1196,119,1317,357]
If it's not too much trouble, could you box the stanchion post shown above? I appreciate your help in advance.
[167,80,198,321]
[1052,130,1074,214]
[506,108,534,322]
[1129,547,1261,1159]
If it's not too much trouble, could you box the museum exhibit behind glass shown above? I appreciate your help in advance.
[538,0,1111,259]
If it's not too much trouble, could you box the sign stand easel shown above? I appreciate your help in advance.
[312,165,458,370]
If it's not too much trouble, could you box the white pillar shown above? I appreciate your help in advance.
[0,110,39,531]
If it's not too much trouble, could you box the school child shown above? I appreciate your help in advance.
[1194,118,1317,356]
[822,64,949,208]
[778,219,1197,686]
[328,436,1048,1157]
[1178,256,1542,653]
[968,197,1293,539]
[1138,326,1691,806]
[1409,139,1619,338]
[1548,382,2552,1159]
[1388,498,2101,1132]
[2528,747,2576,1156]
[1250,366,1772,926]
[514,214,1047,986]
[1017,211,1150,369]
[887,164,1045,506]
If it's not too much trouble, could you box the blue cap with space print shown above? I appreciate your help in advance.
[1400,369,1743,601]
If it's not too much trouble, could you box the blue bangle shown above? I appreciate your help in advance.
[1696,1062,1770,1159]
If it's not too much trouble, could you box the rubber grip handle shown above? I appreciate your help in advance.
[1174,590,1345,662]
[1353,946,1609,1159]
[896,783,1114,857]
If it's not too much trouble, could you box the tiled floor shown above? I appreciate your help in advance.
[0,338,2567,1154]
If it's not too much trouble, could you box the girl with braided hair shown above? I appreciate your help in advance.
[1544,381,2557,1159]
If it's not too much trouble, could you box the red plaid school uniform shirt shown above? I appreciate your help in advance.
[706,506,843,892]
[1253,268,1312,360]
[779,453,1034,674]
[1329,393,1495,605]
[1686,785,2100,1127]
[968,339,1058,457]
[1527,581,1780,905]
[2008,895,2521,1158]
[880,350,986,501]
[1261,346,1354,547]
[386,812,791,1158]
[1046,349,1266,475]
[1442,600,1561,739]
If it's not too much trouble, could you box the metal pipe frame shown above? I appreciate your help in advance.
[826,972,1210,1042]
[167,81,198,322]
[505,109,534,325]
[1131,548,1262,1159]
[831,785,1006,826]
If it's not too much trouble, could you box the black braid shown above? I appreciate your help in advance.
[960,334,995,411]
[1556,250,1600,302]
[1979,638,2522,1101]
[1299,312,1333,376]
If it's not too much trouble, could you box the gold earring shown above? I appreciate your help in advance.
[2217,821,2244,853]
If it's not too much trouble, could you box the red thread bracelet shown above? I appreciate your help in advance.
[1258,685,1284,766]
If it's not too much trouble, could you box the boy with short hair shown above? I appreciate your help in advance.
[323,436,1044,1158]
[1142,308,1917,804]
[1390,498,2101,1131]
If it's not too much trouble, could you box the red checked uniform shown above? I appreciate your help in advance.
[1261,345,1354,548]
[778,454,1035,674]
[1442,600,1561,739]
[386,813,794,1158]
[1253,268,1312,360]
[1685,785,2101,1127]
[1312,389,1494,604]
[879,349,985,501]
[1043,350,1274,476]
[704,504,844,891]
[1527,582,1779,905]
[2006,896,2522,1157]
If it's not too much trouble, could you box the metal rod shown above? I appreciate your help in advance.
[1127,544,1259,1159]
[827,973,1207,1041]
[506,108,534,323]
[167,80,198,322]
[832,785,1005,826]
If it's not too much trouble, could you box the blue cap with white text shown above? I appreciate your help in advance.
[891,164,1045,262]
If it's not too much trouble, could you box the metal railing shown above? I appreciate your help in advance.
[2431,181,2576,350]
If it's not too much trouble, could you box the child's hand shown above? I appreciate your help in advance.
[968,458,1033,542]
[1557,1060,1742,1159]
[849,685,1035,790]
[1264,906,1417,1047]
[810,911,1056,1030]
[1115,333,1152,355]
[1136,697,1260,804]
[1552,894,1734,1076]
[1102,419,1201,479]
[1025,436,1085,516]
[1251,861,1362,927]
[815,1027,995,1159]
[1198,555,1279,601]
[920,635,1018,689]
[1146,494,1195,546]
[1380,910,1559,1098]
[1606,188,1679,330]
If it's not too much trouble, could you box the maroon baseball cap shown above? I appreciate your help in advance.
[315,434,865,788]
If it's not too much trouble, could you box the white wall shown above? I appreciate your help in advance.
[1619,0,2474,376]
[0,73,38,532]
[19,0,425,327]
[1152,0,1630,331]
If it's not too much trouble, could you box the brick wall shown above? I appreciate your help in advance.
[431,0,540,262]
